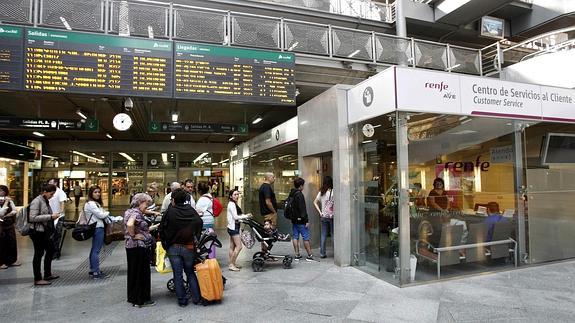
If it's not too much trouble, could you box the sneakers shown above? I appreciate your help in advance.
[133,300,156,308]
[306,255,315,262]
[320,255,327,259]
[228,264,240,272]
[92,271,110,279]
[294,254,302,261]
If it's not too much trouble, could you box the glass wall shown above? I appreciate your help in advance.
[405,113,519,282]
[0,159,26,206]
[350,114,398,283]
[244,143,298,234]
[524,122,575,264]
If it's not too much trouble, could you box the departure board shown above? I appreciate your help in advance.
[174,42,295,105]
[24,28,172,97]
[0,25,24,90]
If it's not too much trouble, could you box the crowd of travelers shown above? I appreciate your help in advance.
[0,173,336,308]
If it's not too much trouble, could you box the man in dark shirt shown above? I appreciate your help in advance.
[258,172,277,226]
[290,177,313,261]
[160,188,203,307]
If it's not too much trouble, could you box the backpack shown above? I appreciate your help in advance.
[322,191,334,219]
[15,205,33,236]
[204,195,223,217]
[284,192,296,220]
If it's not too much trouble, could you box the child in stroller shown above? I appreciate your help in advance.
[239,218,292,272]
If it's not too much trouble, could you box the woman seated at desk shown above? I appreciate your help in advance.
[427,178,449,213]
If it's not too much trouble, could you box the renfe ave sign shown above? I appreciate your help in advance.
[347,66,575,125]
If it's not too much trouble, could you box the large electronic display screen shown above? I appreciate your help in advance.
[174,42,296,105]
[0,25,24,90]
[24,28,173,97]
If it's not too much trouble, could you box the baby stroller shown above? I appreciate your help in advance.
[166,230,226,293]
[239,218,293,272]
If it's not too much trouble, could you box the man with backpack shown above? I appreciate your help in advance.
[288,177,313,261]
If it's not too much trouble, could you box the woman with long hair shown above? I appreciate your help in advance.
[227,189,251,271]
[313,176,334,259]
[0,185,20,269]
[84,185,110,279]
[28,184,61,285]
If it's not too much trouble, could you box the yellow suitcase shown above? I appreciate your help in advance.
[195,258,224,302]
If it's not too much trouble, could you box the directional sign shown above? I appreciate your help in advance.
[149,122,248,135]
[0,117,99,131]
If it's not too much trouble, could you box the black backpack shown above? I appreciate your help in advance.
[284,191,297,220]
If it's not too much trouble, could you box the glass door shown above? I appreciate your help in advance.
[351,114,398,279]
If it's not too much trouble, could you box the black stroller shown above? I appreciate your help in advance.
[166,230,226,293]
[239,218,293,272]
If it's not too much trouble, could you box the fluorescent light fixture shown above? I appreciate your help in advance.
[348,50,360,58]
[32,132,45,137]
[288,41,299,51]
[73,161,79,166]
[119,152,135,162]
[436,0,471,15]
[228,136,235,142]
[59,16,72,30]
[193,152,208,163]
[171,111,179,123]
[106,133,113,139]
[252,116,263,125]
[220,158,229,164]
[170,135,175,140]
[76,109,87,120]
[72,150,103,163]
[211,162,218,166]
[445,63,461,71]
[42,154,58,159]
[362,140,373,144]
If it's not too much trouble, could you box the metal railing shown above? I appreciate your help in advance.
[247,0,395,23]
[481,26,575,76]
[2,0,481,75]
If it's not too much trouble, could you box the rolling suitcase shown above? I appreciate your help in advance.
[195,258,224,303]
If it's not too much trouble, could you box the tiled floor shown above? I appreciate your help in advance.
[1,231,574,322]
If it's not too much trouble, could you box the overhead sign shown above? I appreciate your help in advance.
[24,27,173,97]
[174,42,296,105]
[149,121,248,134]
[0,25,24,90]
[0,117,99,131]
[347,68,396,125]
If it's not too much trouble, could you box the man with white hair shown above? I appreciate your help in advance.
[258,172,277,254]
[161,182,181,214]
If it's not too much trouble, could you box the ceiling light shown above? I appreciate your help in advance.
[252,116,263,124]
[171,111,179,123]
[119,152,135,162]
[73,161,79,165]
[228,136,235,142]
[211,162,218,166]
[161,153,168,164]
[220,158,229,164]
[362,140,373,144]
[288,41,299,51]
[72,150,104,163]
[32,132,45,137]
[348,50,360,58]
[106,133,113,139]
[436,0,471,15]
[76,109,88,120]
[42,154,58,159]
[193,152,208,163]
[170,135,175,140]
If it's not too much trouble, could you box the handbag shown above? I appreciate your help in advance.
[72,207,96,241]
[155,241,172,273]
[104,220,124,245]
[321,191,334,219]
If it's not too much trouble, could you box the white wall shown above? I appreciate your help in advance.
[501,50,575,89]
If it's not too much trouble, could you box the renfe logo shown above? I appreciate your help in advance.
[363,86,374,107]
[425,81,449,92]
[425,81,457,100]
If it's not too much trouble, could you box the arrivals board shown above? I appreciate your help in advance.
[174,42,295,105]
[24,28,172,97]
[0,25,24,90]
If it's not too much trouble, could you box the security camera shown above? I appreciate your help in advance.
[124,97,134,111]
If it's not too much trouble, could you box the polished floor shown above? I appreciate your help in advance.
[1,229,574,322]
